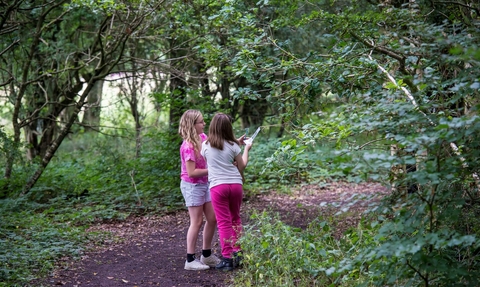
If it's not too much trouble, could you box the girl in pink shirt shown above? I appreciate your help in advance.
[178,110,220,270]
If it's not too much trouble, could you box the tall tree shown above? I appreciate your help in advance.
[81,80,104,132]
[0,0,163,192]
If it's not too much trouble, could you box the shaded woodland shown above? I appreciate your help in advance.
[1,0,479,286]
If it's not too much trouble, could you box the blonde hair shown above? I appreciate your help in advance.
[178,109,203,154]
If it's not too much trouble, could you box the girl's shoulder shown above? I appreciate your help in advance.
[201,140,211,149]
[226,140,241,150]
[200,133,208,142]
[180,140,194,150]
[226,139,239,146]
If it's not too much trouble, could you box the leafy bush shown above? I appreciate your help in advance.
[236,211,379,287]
[347,185,480,286]
[255,2,480,284]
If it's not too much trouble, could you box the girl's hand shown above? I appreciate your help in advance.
[238,134,247,145]
[245,142,253,151]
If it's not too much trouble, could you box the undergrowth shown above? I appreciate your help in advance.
[235,211,379,287]
[2,129,336,286]
[0,131,186,286]
[0,198,87,286]
[2,121,478,286]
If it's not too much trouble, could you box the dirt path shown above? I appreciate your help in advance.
[32,182,387,287]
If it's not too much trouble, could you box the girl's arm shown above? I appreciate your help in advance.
[243,142,252,167]
[186,160,208,178]
[234,143,252,173]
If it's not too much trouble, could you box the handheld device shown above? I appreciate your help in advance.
[244,127,260,145]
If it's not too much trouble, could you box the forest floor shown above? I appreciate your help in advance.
[32,181,387,287]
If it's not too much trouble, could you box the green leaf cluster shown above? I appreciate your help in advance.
[236,211,380,287]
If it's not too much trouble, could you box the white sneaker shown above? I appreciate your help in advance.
[184,259,209,270]
[200,254,221,267]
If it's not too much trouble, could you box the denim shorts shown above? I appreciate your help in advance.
[180,180,211,207]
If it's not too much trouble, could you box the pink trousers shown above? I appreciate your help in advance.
[210,184,243,258]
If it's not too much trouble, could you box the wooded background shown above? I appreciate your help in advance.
[1,0,479,286]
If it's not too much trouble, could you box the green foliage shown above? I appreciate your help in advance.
[346,185,480,286]
[235,211,379,287]
[243,132,347,195]
[0,127,12,159]
[235,1,480,286]
[68,0,126,12]
[262,116,389,185]
[0,130,183,285]
[263,138,330,184]
[0,198,87,285]
[47,130,183,214]
[0,127,35,197]
[1,0,480,286]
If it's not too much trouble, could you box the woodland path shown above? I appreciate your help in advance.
[32,181,387,287]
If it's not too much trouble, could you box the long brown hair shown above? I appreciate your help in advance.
[207,113,239,150]
[178,109,203,154]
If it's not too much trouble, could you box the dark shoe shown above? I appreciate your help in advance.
[233,251,243,268]
[216,257,233,271]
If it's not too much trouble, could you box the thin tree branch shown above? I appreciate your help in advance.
[407,260,428,283]
[351,31,419,93]
[356,138,385,150]
[0,77,13,88]
[351,31,405,62]
[370,55,480,193]
[434,1,480,15]
[0,39,20,57]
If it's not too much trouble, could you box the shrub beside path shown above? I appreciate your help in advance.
[32,181,387,287]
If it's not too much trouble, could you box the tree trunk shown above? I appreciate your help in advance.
[22,79,97,194]
[169,76,187,131]
[240,94,268,129]
[129,59,142,159]
[168,37,188,131]
[5,5,46,175]
[277,107,286,138]
[219,64,231,112]
[82,79,103,132]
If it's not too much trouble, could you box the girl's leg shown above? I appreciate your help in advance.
[200,200,221,267]
[229,184,243,253]
[180,181,210,270]
[202,201,216,250]
[210,184,234,258]
[186,205,204,254]
[181,181,209,255]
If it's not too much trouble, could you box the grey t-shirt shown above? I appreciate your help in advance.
[201,140,242,188]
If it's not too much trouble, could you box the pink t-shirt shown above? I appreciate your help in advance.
[180,133,208,184]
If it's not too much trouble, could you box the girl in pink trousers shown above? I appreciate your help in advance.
[201,113,252,271]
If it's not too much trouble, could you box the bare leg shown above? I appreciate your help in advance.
[186,205,204,254]
[202,201,217,250]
